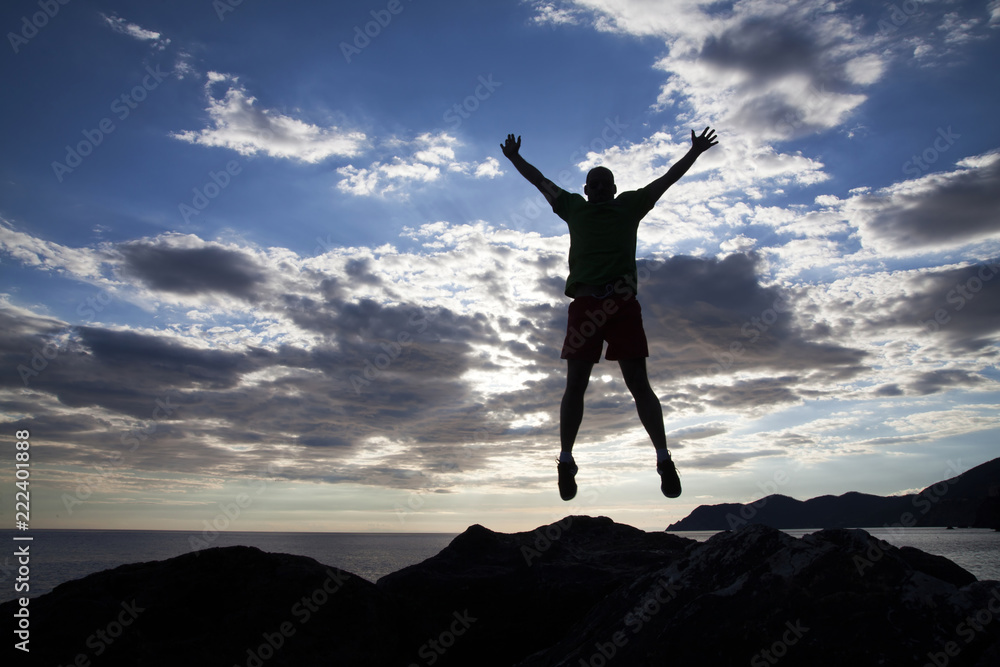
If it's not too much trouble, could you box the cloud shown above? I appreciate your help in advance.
[668,422,730,444]
[637,254,867,386]
[661,3,881,142]
[685,449,785,469]
[0,218,109,279]
[780,261,1000,403]
[530,0,883,142]
[905,260,1000,351]
[842,150,1000,255]
[119,240,267,301]
[171,73,367,162]
[100,13,170,50]
[909,369,987,395]
[0,214,992,496]
[532,0,995,146]
[577,131,828,214]
[336,132,501,197]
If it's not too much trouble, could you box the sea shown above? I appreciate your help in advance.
[2,526,998,604]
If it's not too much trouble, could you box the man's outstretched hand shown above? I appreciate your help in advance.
[501,133,521,160]
[691,127,718,153]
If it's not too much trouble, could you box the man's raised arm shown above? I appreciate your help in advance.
[644,127,718,207]
[501,134,562,206]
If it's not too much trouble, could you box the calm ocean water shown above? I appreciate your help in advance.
[1,527,997,604]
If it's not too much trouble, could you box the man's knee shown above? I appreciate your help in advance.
[565,361,593,392]
[618,358,645,380]
[565,373,590,395]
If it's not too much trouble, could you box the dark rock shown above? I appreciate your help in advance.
[4,516,998,666]
[3,545,402,666]
[377,515,693,666]
[668,456,1000,531]
[515,524,1000,667]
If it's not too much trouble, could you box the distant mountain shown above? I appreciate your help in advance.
[667,456,1000,531]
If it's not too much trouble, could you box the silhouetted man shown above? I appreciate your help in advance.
[501,127,718,500]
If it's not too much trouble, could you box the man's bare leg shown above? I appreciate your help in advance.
[558,359,593,500]
[560,359,594,455]
[618,358,681,497]
[617,358,667,449]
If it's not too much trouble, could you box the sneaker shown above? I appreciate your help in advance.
[657,456,681,498]
[557,459,579,501]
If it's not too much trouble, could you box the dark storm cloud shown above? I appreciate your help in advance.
[858,153,1000,252]
[119,242,266,299]
[638,254,868,387]
[0,306,65,343]
[909,369,986,395]
[701,18,822,84]
[0,244,882,489]
[685,449,785,470]
[702,377,802,410]
[668,423,730,442]
[476,254,871,439]
[687,4,878,138]
[0,309,496,484]
[76,326,271,384]
[856,259,1000,352]
[344,257,384,286]
[0,225,522,483]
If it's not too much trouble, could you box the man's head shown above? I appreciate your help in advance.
[584,166,616,203]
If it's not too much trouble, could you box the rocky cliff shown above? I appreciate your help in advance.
[5,516,999,666]
[668,456,1000,531]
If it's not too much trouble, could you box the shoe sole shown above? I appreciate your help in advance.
[658,464,681,498]
[558,464,578,501]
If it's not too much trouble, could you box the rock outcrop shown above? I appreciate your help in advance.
[4,516,999,666]
[668,456,1000,531]
[6,546,402,666]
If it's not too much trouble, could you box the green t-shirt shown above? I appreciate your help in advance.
[551,187,655,297]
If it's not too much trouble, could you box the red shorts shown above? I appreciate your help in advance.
[561,296,649,362]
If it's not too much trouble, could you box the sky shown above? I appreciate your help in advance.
[1,0,999,536]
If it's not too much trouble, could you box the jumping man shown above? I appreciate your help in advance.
[501,127,718,500]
